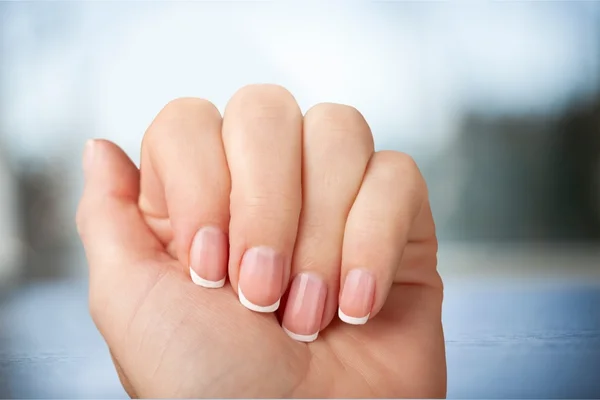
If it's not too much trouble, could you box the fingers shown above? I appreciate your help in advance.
[222,85,303,312]
[76,139,167,345]
[139,98,231,287]
[131,88,435,342]
[338,151,430,325]
[281,104,374,342]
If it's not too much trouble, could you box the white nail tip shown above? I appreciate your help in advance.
[238,285,280,313]
[189,267,225,289]
[338,308,370,325]
[282,326,319,343]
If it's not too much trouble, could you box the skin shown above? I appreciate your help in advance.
[76,84,446,398]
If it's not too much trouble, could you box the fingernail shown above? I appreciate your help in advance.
[338,269,375,325]
[189,227,228,288]
[282,273,327,342]
[238,246,284,312]
[83,139,96,174]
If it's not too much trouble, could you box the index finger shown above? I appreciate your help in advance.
[139,98,231,288]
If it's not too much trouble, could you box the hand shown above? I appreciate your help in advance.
[76,85,446,398]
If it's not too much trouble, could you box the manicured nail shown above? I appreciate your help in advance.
[189,227,228,288]
[338,269,375,325]
[238,246,284,313]
[282,273,327,343]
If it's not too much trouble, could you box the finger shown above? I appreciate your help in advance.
[338,151,430,325]
[222,84,303,312]
[281,103,374,342]
[139,98,231,288]
[76,139,168,347]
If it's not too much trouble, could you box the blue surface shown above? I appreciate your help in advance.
[1,279,599,398]
[443,281,600,398]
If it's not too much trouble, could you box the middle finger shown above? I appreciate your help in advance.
[223,84,303,313]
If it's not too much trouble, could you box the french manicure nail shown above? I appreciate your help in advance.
[238,246,284,312]
[282,273,327,342]
[338,268,375,325]
[189,226,228,288]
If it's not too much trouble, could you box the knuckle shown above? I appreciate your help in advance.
[305,103,374,152]
[241,192,299,220]
[374,151,424,185]
[227,84,300,121]
[377,150,419,175]
[306,102,365,126]
[352,209,389,239]
[371,150,428,205]
[142,97,220,149]
[231,83,296,104]
[231,189,301,245]
[160,97,220,120]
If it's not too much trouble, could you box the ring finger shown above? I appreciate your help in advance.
[281,103,374,341]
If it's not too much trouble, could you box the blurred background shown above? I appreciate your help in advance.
[0,1,599,398]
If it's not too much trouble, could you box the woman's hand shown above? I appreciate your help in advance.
[76,84,445,398]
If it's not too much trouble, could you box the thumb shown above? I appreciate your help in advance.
[76,139,167,345]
